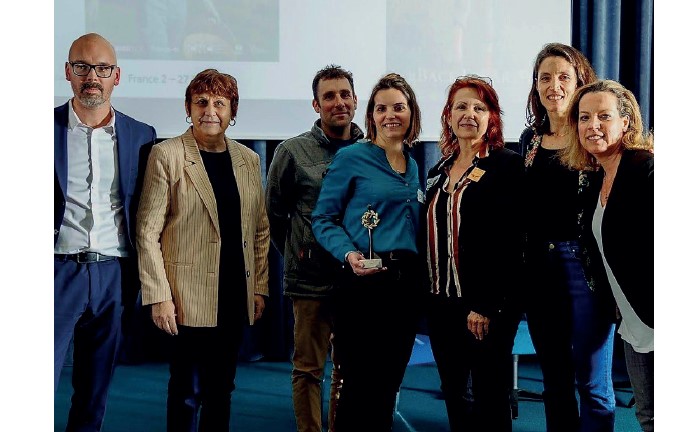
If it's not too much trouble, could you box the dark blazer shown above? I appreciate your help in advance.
[54,101,157,250]
[425,147,525,318]
[582,149,654,328]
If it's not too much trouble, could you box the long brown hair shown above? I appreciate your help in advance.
[526,43,597,135]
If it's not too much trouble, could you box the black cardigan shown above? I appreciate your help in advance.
[425,147,525,318]
[581,149,654,328]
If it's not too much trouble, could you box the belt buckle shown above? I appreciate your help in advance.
[77,252,97,263]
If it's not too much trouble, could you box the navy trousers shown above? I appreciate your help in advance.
[54,257,125,432]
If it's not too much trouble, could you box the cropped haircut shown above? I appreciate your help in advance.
[439,76,504,158]
[311,64,355,102]
[364,73,422,146]
[526,43,597,135]
[185,69,239,118]
[561,79,654,170]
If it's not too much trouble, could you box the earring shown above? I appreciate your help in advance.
[185,116,192,124]
[230,119,236,127]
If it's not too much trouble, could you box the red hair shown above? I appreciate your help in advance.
[439,76,504,158]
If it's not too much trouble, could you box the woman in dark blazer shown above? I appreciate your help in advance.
[424,76,524,431]
[562,80,654,432]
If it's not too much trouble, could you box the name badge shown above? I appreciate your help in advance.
[468,167,486,182]
[417,189,425,203]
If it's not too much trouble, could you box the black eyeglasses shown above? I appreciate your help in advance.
[69,62,117,78]
[456,75,493,86]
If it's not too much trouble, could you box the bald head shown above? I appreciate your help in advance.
[69,33,117,64]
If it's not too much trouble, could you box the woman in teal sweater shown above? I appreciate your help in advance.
[312,73,425,431]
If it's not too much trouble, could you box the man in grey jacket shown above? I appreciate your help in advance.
[265,65,363,432]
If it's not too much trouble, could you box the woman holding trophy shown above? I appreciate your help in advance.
[312,73,426,431]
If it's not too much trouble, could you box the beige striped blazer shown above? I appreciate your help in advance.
[136,128,269,326]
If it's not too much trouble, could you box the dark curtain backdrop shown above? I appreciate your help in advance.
[572,0,654,131]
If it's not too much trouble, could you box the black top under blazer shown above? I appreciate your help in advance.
[425,147,525,319]
[581,149,654,328]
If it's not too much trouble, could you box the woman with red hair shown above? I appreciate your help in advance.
[424,76,524,431]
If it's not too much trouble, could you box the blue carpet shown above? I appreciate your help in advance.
[55,336,641,431]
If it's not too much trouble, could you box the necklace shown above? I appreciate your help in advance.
[546,123,569,138]
[601,173,615,204]
[386,152,406,174]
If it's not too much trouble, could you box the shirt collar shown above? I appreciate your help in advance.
[68,99,116,134]
[440,149,486,171]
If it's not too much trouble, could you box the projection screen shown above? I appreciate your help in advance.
[54,0,571,141]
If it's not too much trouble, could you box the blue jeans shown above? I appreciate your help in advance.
[526,240,616,432]
[623,341,654,431]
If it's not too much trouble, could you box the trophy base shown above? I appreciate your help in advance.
[361,258,383,269]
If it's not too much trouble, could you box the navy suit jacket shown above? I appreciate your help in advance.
[54,101,157,250]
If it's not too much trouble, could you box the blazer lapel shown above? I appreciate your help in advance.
[226,137,247,177]
[114,110,135,203]
[54,103,69,196]
[601,152,628,227]
[182,128,221,235]
[227,138,249,219]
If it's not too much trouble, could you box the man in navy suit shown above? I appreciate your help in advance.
[54,33,157,432]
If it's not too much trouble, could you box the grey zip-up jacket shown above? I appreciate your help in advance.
[266,120,364,298]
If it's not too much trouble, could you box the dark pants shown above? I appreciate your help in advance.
[623,341,654,431]
[427,294,518,432]
[167,324,244,432]
[54,258,125,432]
[526,240,615,432]
[333,256,421,431]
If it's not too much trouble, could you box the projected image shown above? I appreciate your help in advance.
[85,0,279,61]
[384,0,551,140]
[386,0,497,91]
